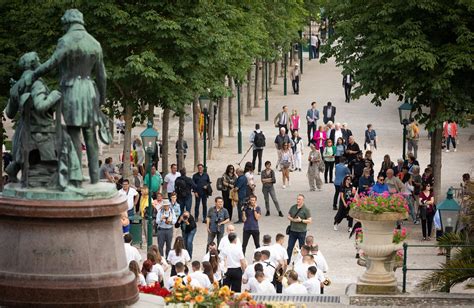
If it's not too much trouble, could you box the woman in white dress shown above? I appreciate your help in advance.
[167,236,191,276]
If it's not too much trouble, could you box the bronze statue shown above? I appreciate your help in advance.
[30,9,108,185]
[5,52,82,188]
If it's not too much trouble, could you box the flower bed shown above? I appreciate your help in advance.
[350,192,409,214]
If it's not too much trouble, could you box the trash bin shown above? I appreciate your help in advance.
[129,215,142,248]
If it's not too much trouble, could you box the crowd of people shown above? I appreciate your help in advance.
[105,98,460,295]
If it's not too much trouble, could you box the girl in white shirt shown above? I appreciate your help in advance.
[167,236,191,276]
[129,260,146,287]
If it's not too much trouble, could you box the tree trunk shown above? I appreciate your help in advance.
[208,101,215,160]
[218,94,224,148]
[254,61,260,108]
[261,61,265,99]
[228,77,235,137]
[246,69,252,116]
[193,97,200,172]
[290,45,293,66]
[430,101,443,203]
[0,120,3,191]
[177,112,185,170]
[274,61,278,85]
[122,102,133,180]
[147,102,154,122]
[268,61,273,89]
[161,108,170,183]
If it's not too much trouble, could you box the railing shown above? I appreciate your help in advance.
[402,243,474,293]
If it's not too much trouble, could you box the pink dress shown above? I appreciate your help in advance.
[313,131,327,150]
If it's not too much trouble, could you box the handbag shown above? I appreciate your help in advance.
[286,207,303,235]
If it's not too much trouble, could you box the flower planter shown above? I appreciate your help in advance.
[350,210,408,294]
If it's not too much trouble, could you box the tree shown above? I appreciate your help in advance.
[322,0,474,201]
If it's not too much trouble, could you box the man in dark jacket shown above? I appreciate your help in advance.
[175,168,195,213]
[322,102,336,124]
[192,164,211,223]
[234,168,248,224]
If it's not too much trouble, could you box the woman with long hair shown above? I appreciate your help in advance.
[334,137,346,164]
[129,260,146,286]
[203,242,225,285]
[323,138,336,183]
[146,251,165,286]
[313,125,327,156]
[142,259,159,286]
[379,154,395,178]
[419,183,435,240]
[149,245,169,272]
[334,175,355,232]
[244,161,256,197]
[167,236,190,276]
[202,261,215,285]
[277,142,294,189]
[289,109,300,134]
[222,164,237,220]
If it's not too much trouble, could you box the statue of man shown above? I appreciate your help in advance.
[31,9,106,185]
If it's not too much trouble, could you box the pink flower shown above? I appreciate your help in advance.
[401,228,407,237]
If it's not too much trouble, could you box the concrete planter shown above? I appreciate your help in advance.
[350,209,408,294]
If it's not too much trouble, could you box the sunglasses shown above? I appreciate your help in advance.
[378,178,385,181]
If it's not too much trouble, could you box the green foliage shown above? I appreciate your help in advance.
[321,0,474,128]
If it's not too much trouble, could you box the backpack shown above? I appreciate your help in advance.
[174,177,187,199]
[216,177,224,191]
[254,131,266,147]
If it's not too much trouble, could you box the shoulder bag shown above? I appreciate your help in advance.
[286,206,303,235]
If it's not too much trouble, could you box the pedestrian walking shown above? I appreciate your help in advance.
[443,120,458,152]
[287,194,312,263]
[342,73,354,103]
[322,102,336,124]
[323,139,336,183]
[156,199,176,258]
[277,143,294,189]
[364,124,377,151]
[175,139,188,168]
[221,233,247,292]
[134,138,145,175]
[221,165,237,220]
[333,157,350,210]
[274,106,290,133]
[307,144,323,191]
[334,175,355,232]
[290,109,301,134]
[306,102,319,145]
[193,164,211,223]
[164,163,181,199]
[174,168,194,213]
[234,168,248,224]
[406,119,420,158]
[312,125,327,156]
[261,161,283,217]
[290,64,300,94]
[419,183,435,241]
[292,131,304,171]
[310,33,319,59]
[244,162,256,198]
[241,195,262,255]
[250,124,266,174]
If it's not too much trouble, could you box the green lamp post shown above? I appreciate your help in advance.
[199,95,211,171]
[437,187,461,234]
[140,121,159,249]
[236,82,242,154]
[299,30,303,74]
[265,62,269,121]
[398,99,413,159]
[284,51,288,96]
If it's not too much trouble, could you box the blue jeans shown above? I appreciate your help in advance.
[179,195,193,213]
[183,228,197,258]
[127,208,135,218]
[287,230,306,263]
[195,195,208,222]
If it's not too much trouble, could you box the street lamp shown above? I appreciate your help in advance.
[265,62,269,121]
[398,98,413,159]
[140,121,158,249]
[437,187,461,234]
[199,95,210,171]
[236,83,242,154]
[284,50,288,96]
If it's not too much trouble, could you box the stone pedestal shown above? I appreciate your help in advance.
[350,210,407,295]
[0,183,139,307]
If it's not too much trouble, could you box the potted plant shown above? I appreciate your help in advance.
[349,192,409,294]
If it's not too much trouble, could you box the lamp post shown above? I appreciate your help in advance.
[236,82,242,154]
[199,95,210,171]
[308,19,312,60]
[284,52,288,96]
[140,121,158,249]
[398,98,413,159]
[265,62,269,121]
[299,30,303,74]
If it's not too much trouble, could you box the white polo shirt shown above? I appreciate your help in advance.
[247,277,276,294]
[189,271,212,288]
[270,243,288,264]
[119,187,138,211]
[294,262,310,282]
[152,263,165,284]
[218,234,242,252]
[220,243,245,269]
[255,245,277,264]
[124,243,141,265]
[262,260,276,280]
[242,261,263,282]
[314,251,329,273]
[303,276,322,294]
[283,282,308,295]
[167,249,191,266]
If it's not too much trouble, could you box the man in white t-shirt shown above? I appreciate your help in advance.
[123,234,141,265]
[164,163,181,199]
[119,179,139,217]
[270,233,288,293]
[221,232,247,292]
[218,224,242,252]
[303,266,324,295]
[260,250,276,281]
[247,270,276,294]
[242,251,263,284]
[188,261,211,288]
[294,255,316,283]
[255,234,276,264]
[167,262,187,290]
[283,270,307,295]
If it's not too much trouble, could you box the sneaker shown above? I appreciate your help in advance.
[333,224,338,231]
[278,211,284,217]
[414,220,420,225]
[454,148,457,152]
[355,253,360,259]
[265,211,270,216]
[282,185,286,189]
[348,227,353,233]
[333,206,338,210]
[445,149,449,153]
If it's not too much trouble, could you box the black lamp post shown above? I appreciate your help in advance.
[398,98,413,159]
[199,95,210,171]
[140,121,158,249]
[437,187,461,234]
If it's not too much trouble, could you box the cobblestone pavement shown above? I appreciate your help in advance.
[7,53,472,299]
